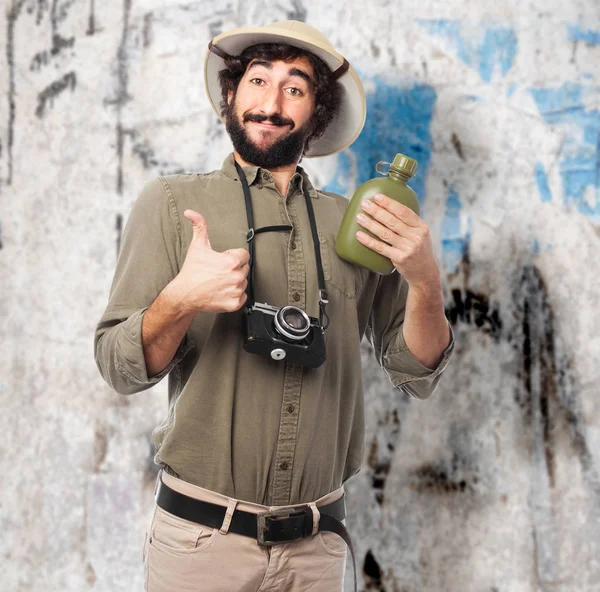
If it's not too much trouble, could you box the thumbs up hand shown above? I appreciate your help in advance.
[169,210,250,314]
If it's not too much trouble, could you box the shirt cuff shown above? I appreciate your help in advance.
[383,322,455,397]
[116,308,195,385]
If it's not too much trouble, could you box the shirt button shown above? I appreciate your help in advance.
[293,292,300,302]
[291,242,297,250]
[262,171,271,181]
[280,462,289,471]
[287,405,295,413]
[256,183,263,190]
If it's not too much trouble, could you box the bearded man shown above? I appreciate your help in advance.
[94,20,454,592]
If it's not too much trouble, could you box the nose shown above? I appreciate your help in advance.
[259,85,283,116]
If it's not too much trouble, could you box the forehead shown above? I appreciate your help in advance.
[245,56,315,80]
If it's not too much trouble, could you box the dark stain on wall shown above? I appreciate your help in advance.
[122,128,187,175]
[364,549,385,591]
[35,72,77,117]
[52,0,79,26]
[209,18,225,38]
[86,0,96,36]
[143,12,153,48]
[367,408,401,505]
[451,132,465,160]
[515,265,596,491]
[410,450,479,494]
[93,422,108,472]
[31,0,76,70]
[98,0,134,195]
[5,1,27,186]
[51,32,74,55]
[128,130,160,169]
[33,0,50,25]
[286,0,307,22]
[445,288,503,341]
[116,213,123,256]
[30,34,75,70]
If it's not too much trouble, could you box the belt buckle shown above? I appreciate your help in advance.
[257,505,311,546]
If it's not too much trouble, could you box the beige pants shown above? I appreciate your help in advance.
[142,469,347,591]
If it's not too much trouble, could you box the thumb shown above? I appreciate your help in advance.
[183,210,212,249]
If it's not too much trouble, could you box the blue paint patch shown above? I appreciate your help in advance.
[532,238,540,256]
[440,187,471,273]
[417,19,518,83]
[530,82,600,221]
[535,162,552,203]
[568,25,600,45]
[478,27,519,82]
[324,74,436,208]
[507,84,517,98]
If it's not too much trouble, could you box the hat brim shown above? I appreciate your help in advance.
[204,25,366,158]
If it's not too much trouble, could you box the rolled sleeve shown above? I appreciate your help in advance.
[365,271,455,401]
[107,308,194,392]
[383,322,455,399]
[94,176,191,395]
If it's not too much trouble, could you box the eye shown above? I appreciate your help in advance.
[250,78,265,86]
[286,87,304,96]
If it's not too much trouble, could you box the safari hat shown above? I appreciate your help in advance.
[204,20,366,157]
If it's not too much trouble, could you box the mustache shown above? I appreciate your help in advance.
[243,112,295,130]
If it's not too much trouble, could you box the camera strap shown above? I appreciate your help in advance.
[235,161,330,330]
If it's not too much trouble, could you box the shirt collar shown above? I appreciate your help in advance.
[220,153,318,198]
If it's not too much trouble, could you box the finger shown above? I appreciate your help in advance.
[370,194,422,228]
[360,199,414,235]
[183,210,212,249]
[355,230,401,260]
[356,212,404,248]
[224,247,251,267]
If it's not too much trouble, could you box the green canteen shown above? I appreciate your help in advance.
[335,153,420,275]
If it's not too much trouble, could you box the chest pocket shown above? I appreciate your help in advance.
[318,230,369,299]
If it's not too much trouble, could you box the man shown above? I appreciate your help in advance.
[94,20,454,592]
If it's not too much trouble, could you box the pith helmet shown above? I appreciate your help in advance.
[204,20,366,157]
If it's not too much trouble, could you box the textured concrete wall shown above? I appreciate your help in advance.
[1,1,599,591]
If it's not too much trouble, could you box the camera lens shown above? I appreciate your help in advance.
[283,308,306,330]
[274,306,311,341]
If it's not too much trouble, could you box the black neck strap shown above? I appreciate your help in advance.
[234,161,330,331]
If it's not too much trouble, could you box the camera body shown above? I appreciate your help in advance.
[242,302,326,368]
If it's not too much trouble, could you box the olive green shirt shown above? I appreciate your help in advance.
[94,153,455,506]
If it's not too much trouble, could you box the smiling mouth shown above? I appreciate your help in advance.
[249,121,290,129]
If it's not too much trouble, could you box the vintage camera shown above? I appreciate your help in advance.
[242,302,326,368]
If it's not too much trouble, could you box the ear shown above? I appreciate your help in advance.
[227,89,233,105]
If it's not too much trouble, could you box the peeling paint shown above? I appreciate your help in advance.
[417,19,518,82]
[530,82,600,221]
[568,24,600,46]
[535,162,552,203]
[441,187,472,274]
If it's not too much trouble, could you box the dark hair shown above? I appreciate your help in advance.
[217,43,343,154]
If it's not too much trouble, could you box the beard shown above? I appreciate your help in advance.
[225,98,313,169]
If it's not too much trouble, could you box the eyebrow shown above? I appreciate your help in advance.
[248,60,313,86]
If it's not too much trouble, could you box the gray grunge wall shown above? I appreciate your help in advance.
[1,1,599,591]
